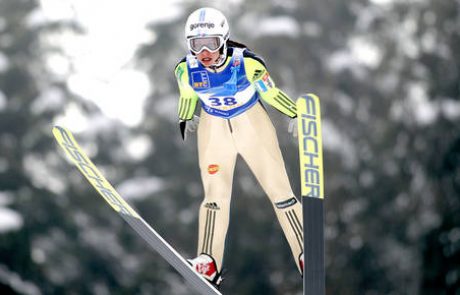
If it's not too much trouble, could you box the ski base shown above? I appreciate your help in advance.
[303,197,325,295]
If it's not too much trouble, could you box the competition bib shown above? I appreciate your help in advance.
[187,48,258,119]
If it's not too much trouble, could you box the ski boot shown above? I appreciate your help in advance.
[299,252,304,276]
[188,254,223,288]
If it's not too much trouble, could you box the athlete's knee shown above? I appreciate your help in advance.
[201,188,232,203]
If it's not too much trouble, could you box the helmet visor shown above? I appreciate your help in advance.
[188,36,223,54]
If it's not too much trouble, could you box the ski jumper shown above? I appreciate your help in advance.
[175,47,304,273]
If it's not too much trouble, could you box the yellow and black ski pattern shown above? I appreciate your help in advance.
[296,94,325,295]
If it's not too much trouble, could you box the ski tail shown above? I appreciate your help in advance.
[296,94,325,295]
[52,126,222,295]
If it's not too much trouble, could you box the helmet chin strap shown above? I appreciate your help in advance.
[212,54,226,68]
[209,43,228,68]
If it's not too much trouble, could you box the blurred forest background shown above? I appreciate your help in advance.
[0,0,459,294]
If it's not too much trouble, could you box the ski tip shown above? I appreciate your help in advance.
[52,125,66,137]
[52,125,59,135]
[52,125,63,132]
[52,125,74,135]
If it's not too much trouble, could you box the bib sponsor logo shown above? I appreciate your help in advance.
[233,55,241,67]
[255,72,274,93]
[262,72,274,88]
[208,164,219,175]
[192,71,210,89]
[188,56,199,69]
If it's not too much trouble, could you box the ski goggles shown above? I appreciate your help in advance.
[187,36,224,54]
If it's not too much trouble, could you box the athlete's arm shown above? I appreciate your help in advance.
[244,51,297,118]
[174,60,199,121]
[174,60,200,139]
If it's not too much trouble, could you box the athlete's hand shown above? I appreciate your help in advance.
[179,115,200,140]
[187,115,200,133]
[288,118,297,138]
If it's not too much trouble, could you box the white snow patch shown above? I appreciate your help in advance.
[441,99,460,120]
[126,134,153,161]
[327,50,355,72]
[392,83,460,125]
[328,37,383,72]
[117,176,165,201]
[349,37,383,68]
[391,17,421,59]
[0,51,9,73]
[26,7,49,27]
[68,70,150,126]
[0,158,7,173]
[178,208,195,225]
[156,94,180,121]
[258,16,300,37]
[302,21,322,37]
[0,265,41,295]
[389,99,404,121]
[370,0,424,5]
[0,208,23,232]
[31,248,46,264]
[272,0,298,10]
[369,0,396,5]
[421,30,437,53]
[350,236,364,250]
[322,119,358,169]
[334,92,355,115]
[38,0,76,22]
[44,52,72,77]
[0,18,6,31]
[0,191,13,206]
[39,0,183,127]
[0,90,6,111]
[32,87,66,115]
[407,83,437,125]
[53,103,90,133]
[23,154,66,194]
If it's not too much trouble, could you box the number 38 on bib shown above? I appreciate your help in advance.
[208,97,238,107]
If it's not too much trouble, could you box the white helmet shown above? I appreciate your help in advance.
[185,8,230,67]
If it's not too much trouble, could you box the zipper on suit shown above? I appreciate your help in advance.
[227,119,233,133]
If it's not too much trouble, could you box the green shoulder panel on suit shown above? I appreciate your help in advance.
[175,61,199,120]
[244,58,297,118]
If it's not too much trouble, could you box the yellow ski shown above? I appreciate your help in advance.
[52,126,222,295]
[296,94,325,295]
[53,126,139,218]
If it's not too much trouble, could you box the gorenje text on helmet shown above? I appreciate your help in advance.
[190,23,215,30]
